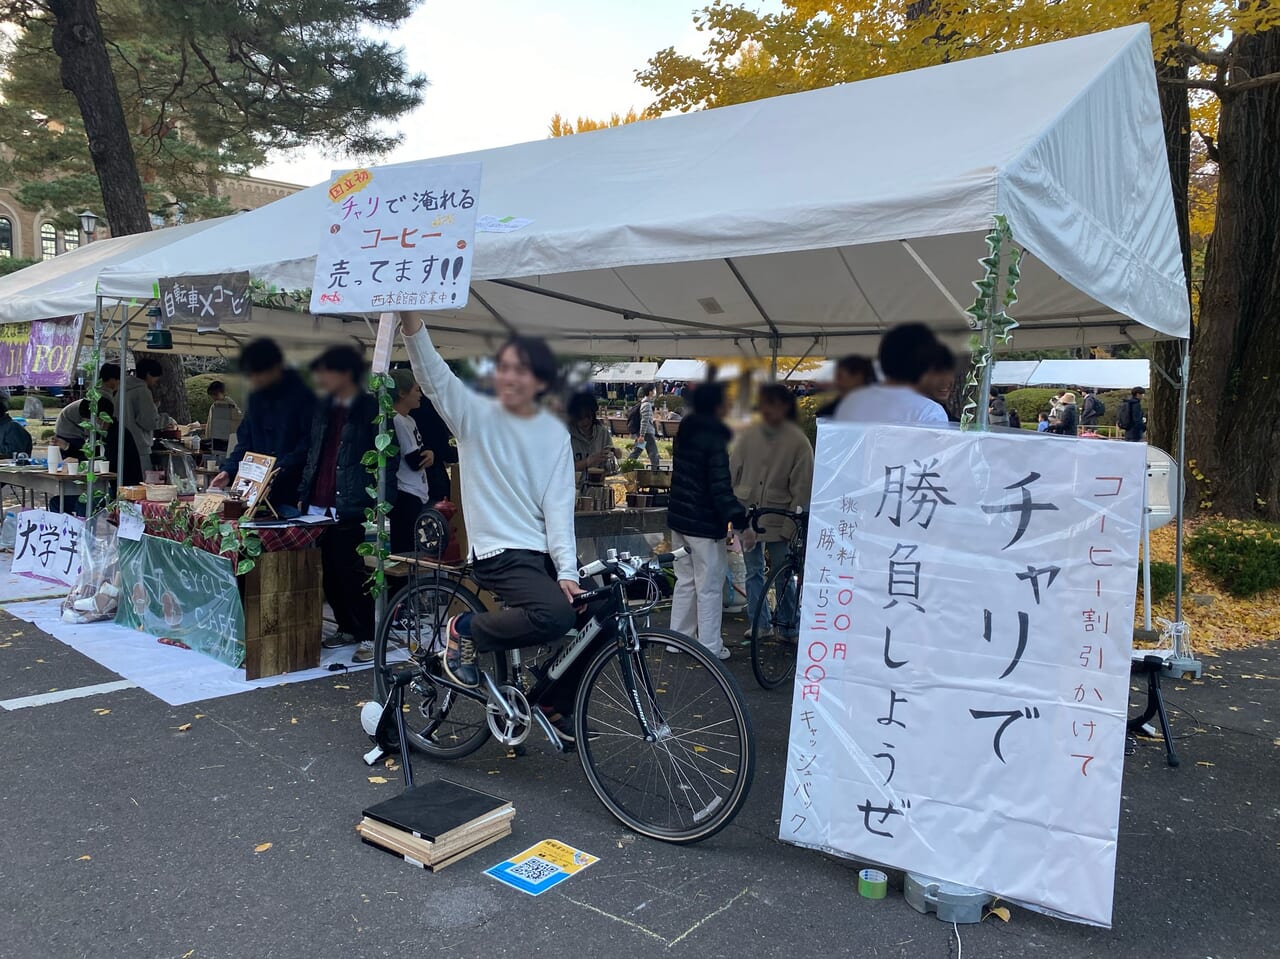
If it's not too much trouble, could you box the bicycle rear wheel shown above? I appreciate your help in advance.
[373,579,496,760]
[576,628,755,844]
[750,563,800,690]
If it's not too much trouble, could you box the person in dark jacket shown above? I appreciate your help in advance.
[211,338,316,516]
[299,345,397,653]
[668,383,755,660]
[409,392,457,501]
[1118,387,1146,442]
[0,409,33,459]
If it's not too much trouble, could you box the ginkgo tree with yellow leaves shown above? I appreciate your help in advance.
[557,1,1280,519]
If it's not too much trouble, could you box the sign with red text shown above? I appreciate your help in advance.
[0,314,85,387]
[310,162,481,315]
[782,423,1145,927]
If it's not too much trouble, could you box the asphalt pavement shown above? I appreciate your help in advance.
[0,611,1276,959]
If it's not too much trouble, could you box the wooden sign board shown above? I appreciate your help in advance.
[232,452,277,514]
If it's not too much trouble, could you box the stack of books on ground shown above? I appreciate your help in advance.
[357,779,514,872]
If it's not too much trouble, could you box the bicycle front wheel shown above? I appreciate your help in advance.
[373,579,495,760]
[576,628,755,844]
[750,563,800,690]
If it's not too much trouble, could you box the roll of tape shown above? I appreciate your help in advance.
[858,868,888,900]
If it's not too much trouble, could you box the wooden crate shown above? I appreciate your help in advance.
[240,548,322,679]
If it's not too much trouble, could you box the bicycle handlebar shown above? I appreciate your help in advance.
[748,505,806,535]
[578,545,688,581]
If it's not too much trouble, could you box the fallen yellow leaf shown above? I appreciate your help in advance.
[93,708,110,716]
[988,905,1012,922]
[194,713,205,719]
[254,842,272,853]
[333,684,351,690]
[182,951,195,959]
[76,855,91,862]
[367,776,388,784]
[290,717,298,725]
[177,723,192,732]
[1196,761,1216,767]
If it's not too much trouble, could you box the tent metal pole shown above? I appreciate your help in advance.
[1173,340,1189,638]
[117,310,128,483]
[86,297,104,511]
[1142,511,1152,632]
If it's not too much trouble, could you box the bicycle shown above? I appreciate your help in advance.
[370,510,756,844]
[745,506,807,690]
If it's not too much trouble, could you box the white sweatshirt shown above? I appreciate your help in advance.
[403,326,579,582]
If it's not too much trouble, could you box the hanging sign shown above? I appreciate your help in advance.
[310,162,481,315]
[781,423,1146,927]
[0,314,86,387]
[158,272,252,332]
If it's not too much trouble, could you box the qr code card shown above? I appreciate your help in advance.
[485,839,598,896]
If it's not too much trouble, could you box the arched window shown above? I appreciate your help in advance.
[62,229,79,252]
[0,217,12,258]
[40,222,57,260]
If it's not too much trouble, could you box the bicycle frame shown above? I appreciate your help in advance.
[407,571,668,752]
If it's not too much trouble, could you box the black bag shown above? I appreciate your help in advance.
[1116,399,1133,430]
[626,403,641,435]
[1094,398,1106,416]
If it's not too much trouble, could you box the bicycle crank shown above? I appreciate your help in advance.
[485,684,533,746]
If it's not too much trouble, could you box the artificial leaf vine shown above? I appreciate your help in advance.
[961,214,1023,430]
[357,370,396,597]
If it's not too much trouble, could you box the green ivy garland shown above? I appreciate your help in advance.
[961,215,1023,429]
[78,345,108,511]
[356,371,396,597]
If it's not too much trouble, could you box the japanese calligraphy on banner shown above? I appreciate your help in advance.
[309,162,481,315]
[158,272,251,332]
[9,509,84,586]
[0,314,86,387]
[782,423,1146,927]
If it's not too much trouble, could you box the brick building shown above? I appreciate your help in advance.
[0,174,303,261]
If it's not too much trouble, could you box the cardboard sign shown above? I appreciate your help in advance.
[781,423,1146,927]
[310,162,481,315]
[158,272,252,332]
[485,839,598,896]
[0,314,86,387]
[9,509,84,585]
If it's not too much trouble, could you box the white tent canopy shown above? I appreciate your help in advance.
[0,25,1186,360]
[993,358,1150,389]
[992,361,1042,387]
[1027,358,1150,389]
[590,361,658,383]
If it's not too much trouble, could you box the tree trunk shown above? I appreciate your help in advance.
[1185,29,1280,519]
[137,351,191,423]
[49,2,190,424]
[49,0,151,235]
[1149,63,1192,460]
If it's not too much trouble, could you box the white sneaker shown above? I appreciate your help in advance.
[352,640,375,663]
[715,647,732,661]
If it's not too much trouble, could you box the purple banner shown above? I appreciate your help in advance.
[0,314,86,387]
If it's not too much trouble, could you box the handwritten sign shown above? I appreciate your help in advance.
[309,162,481,315]
[0,315,86,388]
[158,272,251,332]
[781,423,1146,927]
[10,509,84,585]
[115,534,246,668]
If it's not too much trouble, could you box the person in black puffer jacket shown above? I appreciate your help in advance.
[668,383,754,660]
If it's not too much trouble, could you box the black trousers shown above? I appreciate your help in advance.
[320,519,374,642]
[471,550,606,716]
[389,490,426,555]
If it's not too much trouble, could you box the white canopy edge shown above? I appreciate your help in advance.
[1,25,1188,359]
[590,361,659,383]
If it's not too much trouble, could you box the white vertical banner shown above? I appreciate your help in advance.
[781,423,1146,927]
[310,162,482,315]
[10,509,85,586]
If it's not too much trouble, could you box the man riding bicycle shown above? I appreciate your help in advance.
[399,314,590,742]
